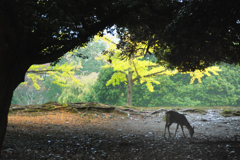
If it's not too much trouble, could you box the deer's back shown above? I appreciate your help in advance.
[165,111,188,125]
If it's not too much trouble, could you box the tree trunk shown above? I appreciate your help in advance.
[0,61,30,151]
[127,69,133,106]
[0,4,32,151]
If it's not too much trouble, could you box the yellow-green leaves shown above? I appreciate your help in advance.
[187,66,222,84]
[95,35,177,92]
[106,72,127,86]
[27,60,83,90]
[26,74,43,90]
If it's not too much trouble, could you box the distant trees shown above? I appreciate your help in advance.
[94,63,240,107]
[93,67,127,106]
[12,40,107,105]
[12,77,62,105]
[58,72,98,103]
[12,54,240,107]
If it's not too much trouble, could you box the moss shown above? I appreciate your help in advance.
[113,109,128,116]
[62,103,68,107]
[70,108,79,113]
[220,110,240,117]
[221,110,233,114]
[23,109,39,112]
[47,105,55,109]
[232,111,240,116]
[183,109,207,114]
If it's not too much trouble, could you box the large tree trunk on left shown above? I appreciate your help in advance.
[0,2,32,151]
[0,60,30,151]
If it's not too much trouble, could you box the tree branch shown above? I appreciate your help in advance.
[27,68,86,74]
[132,60,140,79]
[118,70,128,81]
[132,69,167,82]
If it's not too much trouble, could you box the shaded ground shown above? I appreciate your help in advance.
[1,109,240,160]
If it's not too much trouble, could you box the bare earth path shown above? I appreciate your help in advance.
[1,110,240,160]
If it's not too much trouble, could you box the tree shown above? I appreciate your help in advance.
[73,41,108,73]
[93,67,127,105]
[26,59,83,90]
[58,72,98,103]
[98,35,221,106]
[11,79,49,105]
[118,1,240,71]
[12,38,108,106]
[0,0,153,150]
[94,63,240,107]
[101,53,176,106]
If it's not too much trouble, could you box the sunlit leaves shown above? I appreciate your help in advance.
[26,59,83,90]
[26,74,43,90]
[106,72,127,86]
[58,73,98,103]
[94,35,177,92]
[187,66,222,84]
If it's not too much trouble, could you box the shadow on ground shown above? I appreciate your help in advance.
[1,110,240,160]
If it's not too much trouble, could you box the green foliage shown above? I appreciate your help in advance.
[93,67,126,105]
[27,59,83,90]
[42,77,62,102]
[94,63,240,107]
[13,39,108,105]
[96,34,221,106]
[58,73,98,103]
[11,76,62,105]
[74,41,108,73]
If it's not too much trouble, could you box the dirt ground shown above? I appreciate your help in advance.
[1,109,240,160]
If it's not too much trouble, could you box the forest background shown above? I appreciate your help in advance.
[12,38,240,107]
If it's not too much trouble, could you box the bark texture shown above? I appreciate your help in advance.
[127,69,133,106]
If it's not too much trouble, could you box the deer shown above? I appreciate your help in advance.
[163,110,194,138]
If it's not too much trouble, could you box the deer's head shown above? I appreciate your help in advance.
[189,126,195,138]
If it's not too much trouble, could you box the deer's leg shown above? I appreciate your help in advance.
[164,123,170,137]
[180,125,186,138]
[174,124,179,137]
[164,124,167,137]
[167,123,172,138]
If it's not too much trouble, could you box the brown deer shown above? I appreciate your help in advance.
[164,111,194,138]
